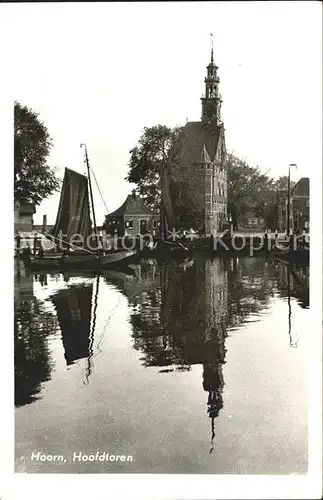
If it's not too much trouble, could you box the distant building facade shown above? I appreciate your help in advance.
[291,177,309,232]
[14,201,35,232]
[173,48,227,235]
[242,212,264,229]
[104,191,159,237]
[276,178,309,232]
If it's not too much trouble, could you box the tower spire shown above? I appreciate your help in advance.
[201,37,222,124]
[210,33,214,64]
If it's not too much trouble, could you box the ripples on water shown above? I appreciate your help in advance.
[14,256,309,474]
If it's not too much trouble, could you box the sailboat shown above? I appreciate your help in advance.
[28,144,137,270]
[143,160,190,258]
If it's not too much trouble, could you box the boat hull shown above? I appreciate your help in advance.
[27,254,63,270]
[28,250,137,270]
[274,248,309,265]
[140,239,191,259]
[99,250,137,267]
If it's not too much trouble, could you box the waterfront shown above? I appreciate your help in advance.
[14,256,309,474]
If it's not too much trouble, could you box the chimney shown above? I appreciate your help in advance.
[42,214,47,233]
[132,189,137,199]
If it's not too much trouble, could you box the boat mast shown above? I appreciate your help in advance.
[80,143,97,236]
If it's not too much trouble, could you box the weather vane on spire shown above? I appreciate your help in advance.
[210,33,214,63]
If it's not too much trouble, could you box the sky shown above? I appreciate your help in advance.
[1,1,322,224]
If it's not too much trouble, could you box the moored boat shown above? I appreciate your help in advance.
[26,144,137,270]
[273,248,309,265]
[140,238,190,259]
[273,238,309,265]
[61,249,137,269]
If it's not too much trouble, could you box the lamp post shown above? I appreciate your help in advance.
[287,163,297,236]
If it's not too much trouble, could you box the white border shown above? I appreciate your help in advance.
[1,2,322,499]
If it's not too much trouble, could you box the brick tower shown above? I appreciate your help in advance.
[173,44,227,235]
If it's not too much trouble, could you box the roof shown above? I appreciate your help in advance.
[106,192,157,218]
[292,177,309,197]
[174,121,221,166]
[200,144,211,164]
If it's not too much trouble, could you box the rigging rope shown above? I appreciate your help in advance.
[90,167,110,215]
[43,232,98,256]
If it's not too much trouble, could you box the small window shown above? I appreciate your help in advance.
[153,220,157,228]
[125,220,133,228]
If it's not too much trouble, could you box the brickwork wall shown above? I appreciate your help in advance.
[105,215,159,236]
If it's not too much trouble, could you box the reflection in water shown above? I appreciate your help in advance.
[203,363,224,453]
[14,257,309,452]
[14,271,101,406]
[14,270,58,407]
[51,284,93,366]
[50,275,102,384]
[274,262,309,309]
[85,275,100,383]
[273,262,309,348]
[102,257,282,448]
[287,271,298,348]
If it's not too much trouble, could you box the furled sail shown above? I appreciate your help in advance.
[51,168,91,244]
[51,284,93,366]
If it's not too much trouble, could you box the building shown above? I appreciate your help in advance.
[172,47,227,235]
[104,190,159,237]
[243,212,264,229]
[276,178,310,233]
[291,177,309,232]
[14,201,36,233]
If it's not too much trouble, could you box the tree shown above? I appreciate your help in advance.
[14,102,60,205]
[15,292,58,407]
[126,125,203,230]
[126,125,181,209]
[226,153,273,229]
[274,175,295,192]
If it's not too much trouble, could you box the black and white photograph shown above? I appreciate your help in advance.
[1,1,322,499]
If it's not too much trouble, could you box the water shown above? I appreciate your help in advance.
[14,256,309,474]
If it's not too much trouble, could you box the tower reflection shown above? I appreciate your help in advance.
[103,257,276,449]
